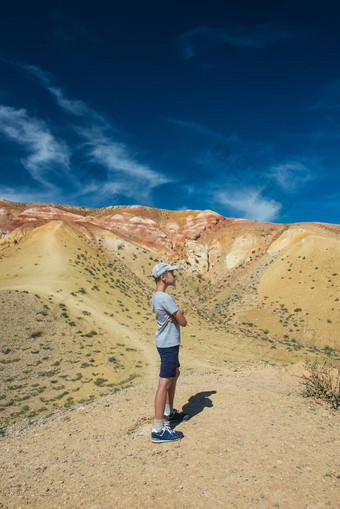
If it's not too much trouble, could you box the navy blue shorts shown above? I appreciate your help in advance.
[157,345,180,378]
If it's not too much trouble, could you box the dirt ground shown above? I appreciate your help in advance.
[0,363,339,509]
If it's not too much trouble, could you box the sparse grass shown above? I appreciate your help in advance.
[84,330,97,337]
[38,369,60,378]
[27,407,48,419]
[0,358,20,364]
[301,362,340,409]
[30,331,43,338]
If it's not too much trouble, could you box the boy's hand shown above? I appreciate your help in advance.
[172,308,187,327]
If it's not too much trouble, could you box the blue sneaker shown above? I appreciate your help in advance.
[164,409,189,424]
[151,424,184,443]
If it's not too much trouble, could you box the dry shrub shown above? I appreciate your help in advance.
[301,362,340,409]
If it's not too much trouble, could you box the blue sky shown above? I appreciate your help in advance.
[0,0,339,223]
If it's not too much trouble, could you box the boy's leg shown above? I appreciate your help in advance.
[152,375,184,442]
[153,346,183,431]
[154,376,172,422]
[164,366,189,424]
[165,368,180,415]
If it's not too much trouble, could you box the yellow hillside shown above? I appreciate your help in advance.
[2,219,335,427]
[246,229,339,349]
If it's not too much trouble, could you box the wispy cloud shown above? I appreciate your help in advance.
[17,64,170,203]
[166,117,220,138]
[268,161,314,191]
[214,187,281,222]
[52,20,102,45]
[178,25,293,60]
[171,116,272,165]
[177,121,294,220]
[78,128,170,201]
[0,185,61,204]
[90,141,168,185]
[23,64,99,119]
[0,105,69,186]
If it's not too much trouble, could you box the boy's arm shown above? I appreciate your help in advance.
[171,308,187,327]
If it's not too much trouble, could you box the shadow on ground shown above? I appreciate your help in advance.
[181,390,216,420]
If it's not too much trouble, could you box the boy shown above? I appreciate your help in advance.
[151,262,189,443]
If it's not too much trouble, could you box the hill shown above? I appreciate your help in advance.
[0,200,339,426]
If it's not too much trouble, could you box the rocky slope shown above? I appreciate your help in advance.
[0,200,339,426]
[1,199,339,344]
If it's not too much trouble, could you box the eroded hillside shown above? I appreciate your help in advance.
[0,200,339,425]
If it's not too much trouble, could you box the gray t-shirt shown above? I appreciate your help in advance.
[152,291,180,348]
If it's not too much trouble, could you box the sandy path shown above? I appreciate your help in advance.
[0,364,339,509]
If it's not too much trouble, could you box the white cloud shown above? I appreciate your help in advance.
[90,140,168,184]
[78,129,170,202]
[75,179,127,201]
[9,64,171,204]
[269,161,313,191]
[48,86,89,117]
[178,25,293,60]
[165,117,220,138]
[52,23,102,45]
[24,65,99,118]
[0,184,62,204]
[214,188,281,222]
[25,64,170,192]
[0,105,69,186]
[76,178,150,204]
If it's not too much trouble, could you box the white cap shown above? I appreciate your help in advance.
[152,262,179,278]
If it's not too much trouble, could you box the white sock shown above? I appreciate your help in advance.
[164,404,173,416]
[152,419,164,433]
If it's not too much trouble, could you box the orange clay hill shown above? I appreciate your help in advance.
[0,199,339,425]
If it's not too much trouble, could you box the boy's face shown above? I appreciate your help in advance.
[163,270,176,287]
